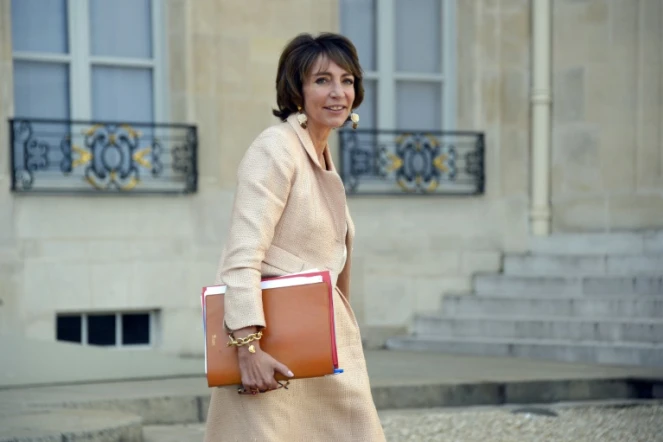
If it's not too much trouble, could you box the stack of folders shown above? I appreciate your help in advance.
[201,270,341,388]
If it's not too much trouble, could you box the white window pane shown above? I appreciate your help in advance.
[11,0,68,53]
[340,0,376,71]
[395,0,441,73]
[396,81,441,130]
[358,79,376,129]
[14,61,69,118]
[90,0,152,58]
[92,67,153,122]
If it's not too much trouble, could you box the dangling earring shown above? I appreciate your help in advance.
[350,111,359,130]
[297,106,307,129]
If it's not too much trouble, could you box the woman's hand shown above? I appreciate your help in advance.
[233,327,294,392]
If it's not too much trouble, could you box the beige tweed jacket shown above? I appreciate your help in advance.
[205,114,385,441]
[215,113,356,332]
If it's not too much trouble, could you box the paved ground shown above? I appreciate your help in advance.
[145,403,663,442]
[2,349,660,412]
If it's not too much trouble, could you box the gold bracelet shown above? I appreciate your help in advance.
[226,331,263,348]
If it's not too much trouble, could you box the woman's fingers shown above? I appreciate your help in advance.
[259,371,278,390]
[239,350,292,393]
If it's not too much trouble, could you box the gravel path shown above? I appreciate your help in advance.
[144,404,663,441]
[379,405,663,442]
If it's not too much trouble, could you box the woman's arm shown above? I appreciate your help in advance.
[217,128,295,332]
[217,129,297,391]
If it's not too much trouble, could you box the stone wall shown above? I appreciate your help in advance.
[551,0,663,231]
[0,0,21,336]
[5,0,660,355]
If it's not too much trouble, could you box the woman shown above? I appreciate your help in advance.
[204,33,386,441]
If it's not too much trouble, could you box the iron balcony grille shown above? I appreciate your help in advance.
[9,118,197,194]
[339,129,484,196]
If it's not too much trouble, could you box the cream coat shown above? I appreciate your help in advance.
[204,114,385,441]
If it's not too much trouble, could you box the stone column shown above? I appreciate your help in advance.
[0,0,16,246]
[530,0,552,236]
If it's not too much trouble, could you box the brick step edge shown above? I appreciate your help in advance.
[416,313,663,325]
[386,336,663,367]
[413,315,663,344]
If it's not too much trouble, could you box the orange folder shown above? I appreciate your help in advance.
[201,270,340,387]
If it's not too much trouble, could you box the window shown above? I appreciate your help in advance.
[11,0,166,122]
[56,311,158,348]
[340,0,456,131]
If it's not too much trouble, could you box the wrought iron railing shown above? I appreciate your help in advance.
[339,129,484,195]
[9,118,197,194]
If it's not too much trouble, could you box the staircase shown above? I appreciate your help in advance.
[386,232,663,367]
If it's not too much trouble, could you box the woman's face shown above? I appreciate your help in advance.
[302,56,355,131]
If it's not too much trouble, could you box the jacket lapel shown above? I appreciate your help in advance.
[286,115,349,244]
[286,114,321,168]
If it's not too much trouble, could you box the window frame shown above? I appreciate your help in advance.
[11,0,167,123]
[352,0,457,131]
[57,310,159,349]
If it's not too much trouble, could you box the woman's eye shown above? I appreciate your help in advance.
[315,78,328,84]
[344,79,354,85]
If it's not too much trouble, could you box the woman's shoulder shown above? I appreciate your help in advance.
[249,119,300,155]
[238,120,301,172]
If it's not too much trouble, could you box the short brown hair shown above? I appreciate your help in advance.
[272,33,364,121]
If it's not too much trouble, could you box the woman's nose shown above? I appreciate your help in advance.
[329,82,341,97]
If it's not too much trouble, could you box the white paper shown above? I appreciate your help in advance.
[203,273,323,297]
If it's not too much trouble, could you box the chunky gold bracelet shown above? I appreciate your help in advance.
[226,331,263,348]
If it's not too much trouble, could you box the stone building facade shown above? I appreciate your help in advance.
[0,0,661,356]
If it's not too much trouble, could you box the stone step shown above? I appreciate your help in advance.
[413,315,663,344]
[528,231,663,256]
[0,409,142,442]
[473,274,663,296]
[503,254,663,276]
[385,336,663,367]
[441,294,663,319]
